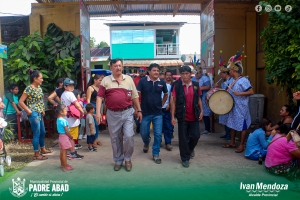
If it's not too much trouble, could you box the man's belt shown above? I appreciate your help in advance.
[108,106,133,112]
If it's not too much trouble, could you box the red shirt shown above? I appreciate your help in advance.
[97,75,139,110]
[133,76,143,102]
[172,81,202,121]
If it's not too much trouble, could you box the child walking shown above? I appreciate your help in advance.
[85,104,97,152]
[56,105,83,171]
[79,92,87,140]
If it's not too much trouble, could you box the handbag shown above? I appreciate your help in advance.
[67,101,82,119]
[100,114,107,125]
[20,110,28,122]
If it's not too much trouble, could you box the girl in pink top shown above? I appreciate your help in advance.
[265,124,300,180]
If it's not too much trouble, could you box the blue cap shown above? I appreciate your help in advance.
[64,78,75,86]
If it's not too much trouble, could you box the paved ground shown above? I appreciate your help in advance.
[0,121,299,200]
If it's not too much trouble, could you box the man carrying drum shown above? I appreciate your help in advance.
[222,49,254,153]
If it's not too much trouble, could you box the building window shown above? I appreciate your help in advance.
[95,65,103,69]
[112,29,154,44]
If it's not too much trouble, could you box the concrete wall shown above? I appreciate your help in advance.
[1,16,30,44]
[30,3,80,37]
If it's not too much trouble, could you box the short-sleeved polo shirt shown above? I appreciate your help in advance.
[137,76,168,116]
[97,74,139,110]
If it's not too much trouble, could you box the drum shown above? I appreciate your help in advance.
[206,88,234,115]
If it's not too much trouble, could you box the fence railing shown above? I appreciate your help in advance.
[156,43,179,56]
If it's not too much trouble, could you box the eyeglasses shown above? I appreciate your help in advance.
[139,70,145,72]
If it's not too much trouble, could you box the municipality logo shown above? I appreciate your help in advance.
[9,177,28,198]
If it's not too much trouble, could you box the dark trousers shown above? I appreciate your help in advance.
[178,120,200,162]
[162,109,173,145]
[134,116,141,130]
[203,116,211,132]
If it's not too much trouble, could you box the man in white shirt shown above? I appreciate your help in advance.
[162,71,174,151]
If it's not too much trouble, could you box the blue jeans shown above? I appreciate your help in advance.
[91,102,99,139]
[162,109,173,145]
[248,149,267,160]
[140,115,162,157]
[28,111,46,152]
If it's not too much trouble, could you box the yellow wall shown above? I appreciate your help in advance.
[30,3,80,36]
[214,3,257,90]
[214,3,287,122]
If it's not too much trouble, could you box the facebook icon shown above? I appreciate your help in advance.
[255,5,262,12]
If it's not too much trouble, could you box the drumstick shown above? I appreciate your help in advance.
[225,83,234,92]
[215,78,223,86]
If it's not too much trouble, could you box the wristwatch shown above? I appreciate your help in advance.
[137,110,142,112]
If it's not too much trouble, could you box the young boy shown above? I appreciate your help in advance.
[79,92,87,140]
[85,103,97,152]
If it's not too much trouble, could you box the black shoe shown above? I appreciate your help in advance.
[220,135,227,138]
[143,144,149,153]
[182,161,189,168]
[190,150,195,159]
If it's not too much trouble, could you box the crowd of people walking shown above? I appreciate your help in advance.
[0,54,300,180]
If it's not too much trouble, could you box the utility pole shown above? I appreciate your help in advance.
[0,19,4,98]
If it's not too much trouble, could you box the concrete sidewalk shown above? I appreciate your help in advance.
[0,121,299,200]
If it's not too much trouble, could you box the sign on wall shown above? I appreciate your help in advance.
[201,0,215,82]
[0,44,7,59]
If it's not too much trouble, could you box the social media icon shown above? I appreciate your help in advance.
[265,5,272,12]
[285,5,292,12]
[274,5,281,12]
[255,5,262,12]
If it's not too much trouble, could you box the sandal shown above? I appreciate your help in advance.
[153,156,162,164]
[222,144,236,148]
[235,147,245,153]
[60,165,73,172]
[33,154,48,160]
[97,141,102,146]
[40,149,53,154]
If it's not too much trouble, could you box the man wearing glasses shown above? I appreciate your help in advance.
[96,59,142,172]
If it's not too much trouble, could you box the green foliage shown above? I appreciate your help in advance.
[260,0,300,96]
[97,41,110,48]
[4,23,81,93]
[90,37,96,48]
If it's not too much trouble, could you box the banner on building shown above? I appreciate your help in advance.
[0,44,7,59]
[80,0,91,90]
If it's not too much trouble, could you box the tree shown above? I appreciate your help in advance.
[5,23,80,93]
[97,41,109,48]
[90,37,96,48]
[260,1,300,103]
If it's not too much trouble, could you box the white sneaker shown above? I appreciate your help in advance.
[201,130,211,135]
[78,134,83,140]
[83,134,87,139]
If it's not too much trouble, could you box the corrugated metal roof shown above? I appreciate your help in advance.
[36,0,201,17]
[37,0,259,17]
[90,47,110,57]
